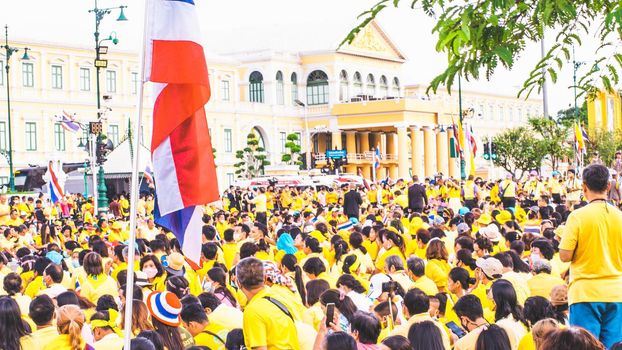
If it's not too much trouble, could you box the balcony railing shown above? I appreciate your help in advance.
[313,152,397,162]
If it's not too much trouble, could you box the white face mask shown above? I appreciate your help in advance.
[143,267,158,279]
[203,280,214,293]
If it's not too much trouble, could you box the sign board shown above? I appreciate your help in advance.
[326,149,347,159]
[94,59,108,68]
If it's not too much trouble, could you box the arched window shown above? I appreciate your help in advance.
[366,74,376,96]
[249,71,264,103]
[353,72,363,96]
[306,70,329,105]
[339,70,349,102]
[291,72,298,104]
[275,71,284,105]
[379,75,388,98]
[391,77,400,97]
[251,126,266,150]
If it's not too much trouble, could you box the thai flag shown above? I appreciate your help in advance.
[581,125,591,145]
[145,0,219,263]
[48,162,65,203]
[58,111,81,133]
[374,143,381,169]
[337,220,354,231]
[144,162,155,185]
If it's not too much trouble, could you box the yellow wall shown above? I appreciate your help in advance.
[587,90,622,132]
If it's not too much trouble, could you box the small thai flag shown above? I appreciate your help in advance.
[58,111,81,133]
[48,162,65,203]
[374,143,381,169]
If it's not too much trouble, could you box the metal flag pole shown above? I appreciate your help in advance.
[123,0,149,347]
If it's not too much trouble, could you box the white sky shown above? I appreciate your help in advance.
[2,0,602,113]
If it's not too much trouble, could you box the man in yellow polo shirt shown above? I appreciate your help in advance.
[237,257,299,350]
[560,164,622,348]
[181,302,229,350]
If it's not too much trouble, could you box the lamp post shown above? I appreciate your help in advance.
[3,26,29,192]
[458,75,466,181]
[89,0,127,214]
[294,99,311,171]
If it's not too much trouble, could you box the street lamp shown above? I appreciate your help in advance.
[3,25,29,192]
[88,0,127,214]
[294,99,311,171]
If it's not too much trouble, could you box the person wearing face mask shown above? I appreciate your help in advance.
[38,263,67,298]
[140,254,167,292]
[204,266,238,308]
[453,295,511,350]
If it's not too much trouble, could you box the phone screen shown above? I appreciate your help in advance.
[325,303,335,327]
[446,321,467,338]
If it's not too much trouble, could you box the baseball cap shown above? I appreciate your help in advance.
[475,257,503,279]
[479,225,500,242]
[495,210,513,225]
[477,214,492,226]
[456,223,470,235]
[458,207,470,216]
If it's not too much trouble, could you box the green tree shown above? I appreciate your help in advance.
[587,129,622,166]
[234,132,270,179]
[344,0,622,97]
[527,116,573,170]
[555,102,588,128]
[281,133,303,169]
[489,127,546,179]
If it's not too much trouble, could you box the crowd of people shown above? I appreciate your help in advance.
[0,163,620,350]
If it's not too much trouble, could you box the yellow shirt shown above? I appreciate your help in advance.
[560,202,622,304]
[527,273,565,299]
[302,302,324,331]
[222,242,238,270]
[411,275,439,296]
[518,331,536,350]
[195,322,229,350]
[242,287,300,350]
[375,246,405,272]
[388,313,450,350]
[43,334,87,350]
[31,327,59,349]
[80,274,119,304]
[94,333,124,350]
[209,304,244,331]
[425,259,451,290]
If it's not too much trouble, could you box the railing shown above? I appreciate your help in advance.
[313,153,397,162]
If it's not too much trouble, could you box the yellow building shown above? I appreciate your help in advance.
[587,90,622,132]
[0,21,542,193]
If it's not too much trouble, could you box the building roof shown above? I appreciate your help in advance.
[103,139,151,175]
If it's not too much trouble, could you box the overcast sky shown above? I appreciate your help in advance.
[2,0,601,113]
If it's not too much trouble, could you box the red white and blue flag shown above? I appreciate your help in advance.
[145,0,219,263]
[374,143,381,169]
[47,162,64,203]
[57,111,81,133]
[143,162,154,185]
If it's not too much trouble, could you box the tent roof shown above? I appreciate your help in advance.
[103,140,151,175]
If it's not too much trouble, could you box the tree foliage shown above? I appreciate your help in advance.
[527,116,573,170]
[281,133,303,169]
[234,132,270,179]
[489,127,546,179]
[344,0,622,98]
[587,129,622,166]
[555,102,588,128]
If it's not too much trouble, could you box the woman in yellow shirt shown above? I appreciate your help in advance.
[44,304,89,350]
[0,297,37,350]
[80,252,119,304]
[140,254,167,292]
[375,229,406,272]
[425,239,452,292]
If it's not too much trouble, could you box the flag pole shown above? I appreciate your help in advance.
[123,0,149,347]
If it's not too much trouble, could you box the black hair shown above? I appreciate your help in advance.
[493,252,514,269]
[207,267,238,308]
[453,294,484,320]
[403,288,429,317]
[583,164,609,192]
[129,337,157,350]
[336,274,366,294]
[455,235,474,252]
[325,332,357,350]
[225,329,245,350]
[305,279,329,307]
[197,292,221,312]
[342,254,358,275]
[303,257,326,277]
[531,238,555,260]
[350,311,381,344]
[319,289,358,323]
[491,279,528,328]
[349,232,367,254]
[96,294,119,312]
[223,228,234,242]
[455,249,477,270]
[90,310,114,331]
[120,283,144,303]
[44,263,64,283]
[180,302,208,324]
[202,225,217,241]
[201,243,218,260]
[239,242,258,259]
[524,296,556,327]
[304,236,323,253]
[166,276,190,299]
[29,294,55,326]
[506,249,531,273]
[137,330,165,350]
[381,335,411,350]
[408,320,445,350]
[3,273,22,296]
[0,296,31,350]
[34,257,52,276]
[448,267,474,290]
[475,324,512,350]
[281,254,306,304]
[333,239,349,264]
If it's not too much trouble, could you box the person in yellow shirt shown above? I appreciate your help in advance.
[44,304,90,350]
[452,294,515,350]
[107,221,129,244]
[425,239,452,292]
[559,164,622,349]
[405,256,439,296]
[181,302,229,350]
[91,309,124,350]
[375,230,405,272]
[119,194,130,219]
[6,209,24,227]
[28,295,60,347]
[236,257,300,350]
[80,252,119,304]
[527,259,565,299]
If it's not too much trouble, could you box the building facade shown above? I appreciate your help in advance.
[0,21,542,194]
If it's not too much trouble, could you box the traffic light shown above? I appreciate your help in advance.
[491,142,498,160]
[483,142,490,160]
